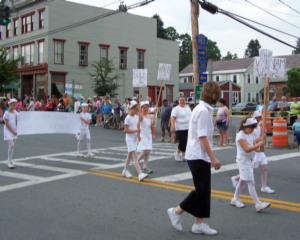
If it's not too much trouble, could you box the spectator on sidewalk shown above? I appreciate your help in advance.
[267,96,278,121]
[159,99,172,142]
[112,98,121,130]
[292,115,300,147]
[290,97,300,126]
[277,96,289,118]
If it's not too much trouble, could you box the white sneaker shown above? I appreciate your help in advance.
[122,169,132,178]
[255,201,271,212]
[87,153,95,158]
[159,138,164,142]
[77,153,84,157]
[261,186,275,194]
[191,223,217,235]
[231,176,239,188]
[181,156,186,162]
[231,198,245,208]
[138,173,148,181]
[94,124,98,127]
[167,208,182,231]
[167,138,171,143]
[7,162,14,169]
[174,152,181,161]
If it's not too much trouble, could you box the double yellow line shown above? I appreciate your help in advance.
[85,169,300,213]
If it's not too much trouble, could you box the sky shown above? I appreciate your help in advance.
[67,0,300,58]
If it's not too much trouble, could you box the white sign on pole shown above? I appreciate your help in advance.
[269,58,286,79]
[157,63,172,80]
[132,69,148,87]
[254,49,273,78]
[17,112,81,135]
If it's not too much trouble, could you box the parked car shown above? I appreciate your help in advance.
[232,102,257,115]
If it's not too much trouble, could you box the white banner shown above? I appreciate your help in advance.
[254,49,273,78]
[17,112,81,135]
[132,69,148,87]
[269,58,286,79]
[157,63,172,80]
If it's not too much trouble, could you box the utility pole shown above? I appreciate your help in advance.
[190,0,199,106]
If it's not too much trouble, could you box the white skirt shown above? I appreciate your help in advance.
[4,131,17,141]
[78,128,91,140]
[253,152,268,168]
[126,139,138,152]
[237,158,254,181]
[137,134,152,152]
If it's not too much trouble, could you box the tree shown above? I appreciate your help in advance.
[286,67,300,97]
[244,39,261,58]
[222,51,238,60]
[0,47,21,93]
[89,59,123,98]
[206,40,221,61]
[152,14,168,39]
[292,37,300,54]
[165,26,179,41]
[179,33,192,71]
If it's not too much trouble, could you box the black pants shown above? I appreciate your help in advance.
[180,160,211,218]
[176,130,188,152]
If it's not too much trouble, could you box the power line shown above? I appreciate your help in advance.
[278,0,300,15]
[244,0,300,30]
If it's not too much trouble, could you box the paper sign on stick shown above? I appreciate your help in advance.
[254,49,273,78]
[157,63,172,80]
[132,69,148,87]
[269,58,286,79]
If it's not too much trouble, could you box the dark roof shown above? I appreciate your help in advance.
[179,54,300,74]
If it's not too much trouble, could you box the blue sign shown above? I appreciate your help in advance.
[196,34,208,48]
[198,49,207,58]
[199,73,208,83]
[198,59,208,72]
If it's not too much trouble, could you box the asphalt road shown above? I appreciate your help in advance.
[0,119,299,240]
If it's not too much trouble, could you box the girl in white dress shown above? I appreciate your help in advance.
[137,101,155,174]
[231,116,271,212]
[3,99,18,169]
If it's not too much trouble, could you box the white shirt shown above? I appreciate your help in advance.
[3,110,18,133]
[74,101,80,113]
[80,112,91,129]
[171,105,191,130]
[253,125,261,140]
[185,101,214,162]
[236,131,255,161]
[124,114,138,141]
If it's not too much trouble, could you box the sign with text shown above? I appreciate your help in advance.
[198,59,208,72]
[195,85,203,100]
[157,63,172,80]
[198,49,207,58]
[199,73,208,83]
[254,49,273,77]
[17,112,81,135]
[196,34,208,48]
[65,83,72,94]
[133,69,148,87]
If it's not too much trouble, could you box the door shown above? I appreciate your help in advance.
[22,75,34,99]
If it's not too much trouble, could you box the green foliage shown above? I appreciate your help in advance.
[222,51,238,60]
[179,33,192,71]
[286,67,300,97]
[165,26,179,41]
[244,39,261,58]
[152,14,168,39]
[292,37,300,54]
[0,47,21,92]
[89,59,123,98]
[206,40,221,61]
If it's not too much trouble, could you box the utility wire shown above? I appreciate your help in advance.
[245,0,300,30]
[278,0,300,15]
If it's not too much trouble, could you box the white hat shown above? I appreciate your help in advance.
[140,100,149,108]
[81,103,88,107]
[129,100,138,109]
[8,98,17,105]
[243,118,258,126]
[252,111,262,118]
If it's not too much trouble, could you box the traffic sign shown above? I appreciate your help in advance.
[198,49,207,58]
[199,73,208,83]
[3,83,20,89]
[195,85,203,100]
[196,34,208,48]
[197,59,208,73]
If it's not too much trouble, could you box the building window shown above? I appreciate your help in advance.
[256,77,259,84]
[137,49,145,69]
[247,74,251,84]
[6,23,10,38]
[99,44,110,64]
[233,75,237,84]
[78,42,89,66]
[0,26,2,40]
[166,85,173,103]
[5,48,10,61]
[21,12,34,34]
[21,42,34,66]
[232,91,239,104]
[13,18,18,36]
[50,72,67,99]
[53,39,65,64]
[256,93,259,103]
[38,40,44,64]
[183,78,187,83]
[247,92,251,102]
[216,75,219,82]
[13,46,18,59]
[38,9,45,29]
[119,46,128,69]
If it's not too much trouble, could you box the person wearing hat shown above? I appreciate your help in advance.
[122,100,148,181]
[230,116,271,212]
[76,103,95,158]
[3,98,18,169]
[231,111,275,193]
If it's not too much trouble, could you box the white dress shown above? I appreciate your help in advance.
[125,114,139,152]
[3,110,18,141]
[253,125,268,168]
[137,117,152,151]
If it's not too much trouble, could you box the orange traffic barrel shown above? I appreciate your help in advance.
[260,111,272,133]
[272,118,288,147]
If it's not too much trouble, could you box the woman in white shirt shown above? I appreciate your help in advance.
[171,97,192,162]
[167,82,222,235]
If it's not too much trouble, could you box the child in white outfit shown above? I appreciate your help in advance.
[231,116,271,212]
[77,103,94,158]
[3,98,18,169]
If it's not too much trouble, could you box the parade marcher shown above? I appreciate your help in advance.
[230,116,271,212]
[122,100,148,181]
[167,82,221,235]
[137,101,155,174]
[76,103,95,158]
[290,97,300,126]
[3,98,18,169]
[171,96,192,161]
[159,99,172,143]
[112,98,121,130]
[214,98,230,147]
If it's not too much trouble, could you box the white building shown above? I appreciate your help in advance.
[0,0,179,103]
